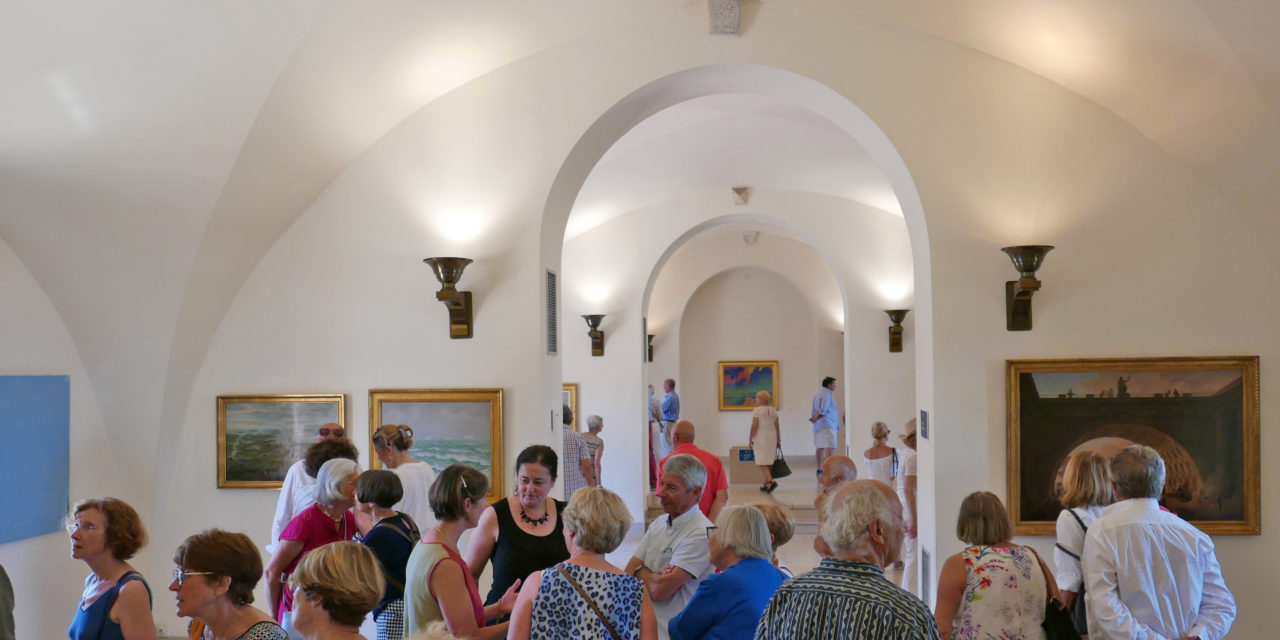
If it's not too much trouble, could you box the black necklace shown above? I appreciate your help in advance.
[519,502,550,526]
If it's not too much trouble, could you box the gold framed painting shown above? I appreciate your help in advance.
[217,394,346,489]
[718,361,780,411]
[369,388,504,501]
[562,383,579,431]
[1007,356,1260,535]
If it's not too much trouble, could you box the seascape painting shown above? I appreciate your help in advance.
[369,388,504,500]
[718,361,780,411]
[217,394,344,489]
[1006,357,1260,535]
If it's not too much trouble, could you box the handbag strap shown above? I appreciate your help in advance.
[1025,546,1059,604]
[555,565,623,640]
[775,446,785,460]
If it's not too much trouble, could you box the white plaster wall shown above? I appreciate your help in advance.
[0,236,120,640]
[678,267,823,457]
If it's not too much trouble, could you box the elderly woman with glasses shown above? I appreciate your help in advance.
[508,487,656,640]
[287,541,384,640]
[265,457,359,635]
[67,497,157,640]
[170,529,286,639]
[668,505,787,640]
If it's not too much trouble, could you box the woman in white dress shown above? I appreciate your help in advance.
[373,424,438,534]
[748,391,781,493]
[862,421,897,485]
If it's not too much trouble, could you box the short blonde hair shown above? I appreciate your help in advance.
[715,505,773,560]
[563,487,632,554]
[288,542,383,627]
[750,501,796,551]
[955,491,1013,546]
[1059,450,1114,508]
[755,390,771,404]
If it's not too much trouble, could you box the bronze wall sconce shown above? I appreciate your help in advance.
[583,315,605,356]
[647,334,655,362]
[1001,245,1054,331]
[885,309,909,352]
[423,257,474,339]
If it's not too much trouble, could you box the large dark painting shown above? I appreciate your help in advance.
[1007,357,1259,535]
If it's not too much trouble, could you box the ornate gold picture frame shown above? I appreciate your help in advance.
[1007,356,1260,535]
[562,383,579,431]
[369,388,504,501]
[718,361,779,411]
[217,394,345,489]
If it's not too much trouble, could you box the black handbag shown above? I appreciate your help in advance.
[1053,508,1090,634]
[770,447,792,479]
[1029,547,1083,640]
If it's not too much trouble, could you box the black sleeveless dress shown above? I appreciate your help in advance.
[484,497,570,608]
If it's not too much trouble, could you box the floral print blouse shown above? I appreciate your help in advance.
[950,545,1046,640]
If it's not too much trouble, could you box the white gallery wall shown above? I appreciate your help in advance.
[3,4,1279,637]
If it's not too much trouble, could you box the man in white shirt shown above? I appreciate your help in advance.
[625,454,713,640]
[268,425,356,552]
[1083,444,1236,640]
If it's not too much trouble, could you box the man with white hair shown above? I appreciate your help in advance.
[1083,444,1235,640]
[625,453,713,640]
[756,479,940,640]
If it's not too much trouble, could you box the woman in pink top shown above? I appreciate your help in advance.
[265,458,359,632]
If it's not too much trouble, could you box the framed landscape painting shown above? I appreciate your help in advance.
[217,394,345,489]
[369,388,504,501]
[718,361,780,411]
[1007,356,1260,535]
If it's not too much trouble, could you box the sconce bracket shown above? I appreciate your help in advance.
[1005,279,1039,331]
[589,330,604,357]
[436,289,474,339]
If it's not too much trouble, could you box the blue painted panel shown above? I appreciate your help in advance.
[0,376,70,544]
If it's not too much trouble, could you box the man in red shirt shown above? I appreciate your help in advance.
[657,420,729,522]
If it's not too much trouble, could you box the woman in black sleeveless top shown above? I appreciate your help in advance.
[465,445,570,614]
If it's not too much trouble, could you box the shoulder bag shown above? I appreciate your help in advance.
[1052,508,1089,635]
[555,564,624,640]
[770,447,792,479]
[1027,547,1082,640]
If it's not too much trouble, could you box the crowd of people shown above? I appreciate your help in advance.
[59,394,1237,640]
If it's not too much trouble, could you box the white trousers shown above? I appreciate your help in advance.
[900,533,919,595]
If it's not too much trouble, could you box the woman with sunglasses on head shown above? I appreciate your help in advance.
[67,497,157,640]
[265,458,359,637]
[372,424,438,534]
[170,529,286,640]
[404,465,518,639]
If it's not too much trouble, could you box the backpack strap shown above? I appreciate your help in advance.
[1054,508,1088,560]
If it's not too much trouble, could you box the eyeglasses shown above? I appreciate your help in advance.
[705,525,718,539]
[172,568,216,586]
[65,521,98,534]
[318,427,345,438]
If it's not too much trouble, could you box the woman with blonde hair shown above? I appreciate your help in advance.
[748,502,796,576]
[748,390,781,493]
[1054,450,1114,636]
[287,541,384,640]
[372,424,438,533]
[67,497,157,640]
[862,421,897,485]
[508,487,655,640]
[669,505,786,640]
[934,492,1060,639]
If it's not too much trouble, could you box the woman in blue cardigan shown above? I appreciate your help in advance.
[668,505,787,640]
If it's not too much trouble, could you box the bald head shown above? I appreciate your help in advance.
[672,420,696,444]
[820,455,858,489]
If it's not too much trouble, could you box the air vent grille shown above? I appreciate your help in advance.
[546,269,558,355]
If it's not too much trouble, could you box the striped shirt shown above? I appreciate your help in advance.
[561,426,592,499]
[754,559,940,640]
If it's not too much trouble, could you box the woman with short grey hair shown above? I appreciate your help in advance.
[508,487,656,640]
[583,415,605,488]
[669,505,787,640]
[265,457,359,635]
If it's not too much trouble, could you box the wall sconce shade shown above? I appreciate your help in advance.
[424,257,474,339]
[885,309,909,352]
[647,334,655,362]
[583,314,605,356]
[1000,245,1053,331]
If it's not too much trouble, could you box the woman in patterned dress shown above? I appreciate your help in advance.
[170,529,287,640]
[508,487,656,640]
[934,491,1061,640]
